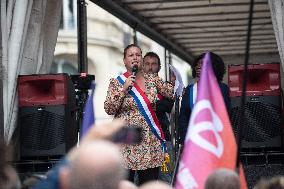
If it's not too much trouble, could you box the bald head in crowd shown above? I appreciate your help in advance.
[118,180,138,189]
[205,168,240,189]
[1,165,21,189]
[60,140,127,189]
[253,176,284,189]
[0,140,21,189]
[139,181,172,189]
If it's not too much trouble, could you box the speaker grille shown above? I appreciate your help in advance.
[241,153,284,189]
[21,109,65,150]
[18,74,78,159]
[231,101,281,143]
[244,164,284,189]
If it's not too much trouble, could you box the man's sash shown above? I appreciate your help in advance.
[117,72,166,151]
[189,83,197,110]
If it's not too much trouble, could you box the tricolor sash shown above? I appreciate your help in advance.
[189,83,197,110]
[117,72,166,152]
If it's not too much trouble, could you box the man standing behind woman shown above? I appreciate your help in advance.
[104,44,174,185]
[143,52,175,183]
[143,52,175,147]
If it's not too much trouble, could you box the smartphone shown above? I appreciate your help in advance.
[111,126,142,144]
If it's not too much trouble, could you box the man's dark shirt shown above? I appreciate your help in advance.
[156,97,174,141]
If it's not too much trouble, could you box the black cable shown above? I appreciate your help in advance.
[236,0,254,170]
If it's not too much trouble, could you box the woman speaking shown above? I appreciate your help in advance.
[104,44,174,185]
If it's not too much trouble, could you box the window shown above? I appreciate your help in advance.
[60,0,77,30]
[123,32,131,47]
[51,59,78,74]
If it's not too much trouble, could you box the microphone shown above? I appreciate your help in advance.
[128,65,138,91]
[132,65,138,76]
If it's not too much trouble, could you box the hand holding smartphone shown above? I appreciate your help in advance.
[111,125,142,144]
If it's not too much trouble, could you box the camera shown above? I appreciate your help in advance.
[112,126,142,144]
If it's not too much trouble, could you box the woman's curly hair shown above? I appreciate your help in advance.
[192,52,226,82]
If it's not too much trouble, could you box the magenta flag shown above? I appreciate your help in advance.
[175,52,237,189]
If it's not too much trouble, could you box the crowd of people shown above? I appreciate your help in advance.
[0,44,283,189]
[1,121,284,189]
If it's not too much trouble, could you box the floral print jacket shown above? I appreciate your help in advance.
[104,73,174,170]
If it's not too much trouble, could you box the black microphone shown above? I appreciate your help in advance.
[132,65,138,76]
[128,65,138,91]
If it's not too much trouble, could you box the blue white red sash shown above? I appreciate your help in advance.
[189,83,197,110]
[117,72,166,152]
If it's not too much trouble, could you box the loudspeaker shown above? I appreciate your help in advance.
[241,153,284,189]
[18,74,77,159]
[243,163,284,189]
[228,63,282,150]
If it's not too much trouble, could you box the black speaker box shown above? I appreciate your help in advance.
[19,105,77,158]
[241,153,284,189]
[18,74,77,159]
[230,96,282,150]
[244,163,284,189]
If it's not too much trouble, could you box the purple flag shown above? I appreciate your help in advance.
[80,81,96,138]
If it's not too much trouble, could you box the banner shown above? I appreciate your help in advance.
[80,81,96,139]
[175,52,238,189]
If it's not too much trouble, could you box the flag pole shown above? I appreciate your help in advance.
[173,94,180,165]
[171,93,181,186]
[236,0,254,170]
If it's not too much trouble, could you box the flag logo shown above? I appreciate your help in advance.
[188,99,224,158]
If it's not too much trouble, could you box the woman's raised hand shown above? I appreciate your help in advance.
[122,75,136,92]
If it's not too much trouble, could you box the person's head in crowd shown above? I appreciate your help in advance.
[59,140,127,189]
[1,165,21,189]
[123,44,143,74]
[21,174,46,189]
[192,51,226,82]
[143,52,161,74]
[139,181,172,189]
[253,176,284,189]
[118,180,138,189]
[205,168,240,189]
[0,140,21,189]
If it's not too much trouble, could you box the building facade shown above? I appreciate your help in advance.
[53,1,192,123]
